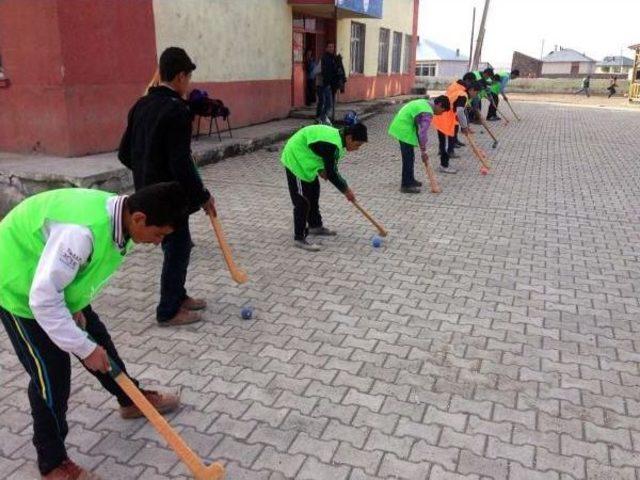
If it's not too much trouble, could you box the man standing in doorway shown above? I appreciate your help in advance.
[316,43,338,125]
[118,47,216,327]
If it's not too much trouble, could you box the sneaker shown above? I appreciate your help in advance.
[439,166,458,174]
[308,226,337,236]
[323,116,333,126]
[487,116,501,122]
[157,309,202,327]
[120,389,181,419]
[410,180,423,187]
[454,140,466,147]
[400,186,421,194]
[294,239,321,251]
[42,459,101,480]
[181,296,207,311]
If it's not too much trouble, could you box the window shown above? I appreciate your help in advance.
[403,34,412,73]
[378,28,390,74]
[391,31,403,73]
[415,62,436,77]
[350,22,366,74]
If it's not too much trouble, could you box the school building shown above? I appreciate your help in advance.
[0,0,419,157]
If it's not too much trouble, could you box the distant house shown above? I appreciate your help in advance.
[415,39,489,78]
[541,47,596,76]
[596,56,634,78]
[629,43,640,103]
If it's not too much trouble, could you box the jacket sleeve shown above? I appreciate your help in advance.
[454,96,468,129]
[164,108,211,209]
[415,113,432,152]
[29,223,97,359]
[309,141,348,193]
[117,105,135,169]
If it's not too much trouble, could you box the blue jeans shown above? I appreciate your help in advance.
[316,85,332,119]
[157,219,192,321]
[399,141,417,187]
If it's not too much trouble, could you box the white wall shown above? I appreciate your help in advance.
[437,60,469,78]
[153,0,292,82]
[542,61,595,75]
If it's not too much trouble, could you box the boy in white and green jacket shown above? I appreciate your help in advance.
[0,182,188,479]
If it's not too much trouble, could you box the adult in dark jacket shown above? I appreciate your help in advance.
[316,43,338,125]
[118,47,216,327]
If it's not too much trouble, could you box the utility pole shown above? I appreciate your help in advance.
[471,0,490,70]
[468,7,476,71]
[540,39,545,60]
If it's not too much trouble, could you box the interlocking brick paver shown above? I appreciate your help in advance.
[3,103,640,478]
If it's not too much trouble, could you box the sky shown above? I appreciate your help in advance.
[418,0,640,69]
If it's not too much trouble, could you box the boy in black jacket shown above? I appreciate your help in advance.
[118,47,216,327]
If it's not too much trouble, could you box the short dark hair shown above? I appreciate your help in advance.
[159,47,197,82]
[434,95,451,111]
[462,72,476,83]
[483,67,494,76]
[468,81,483,92]
[511,69,520,77]
[344,123,368,142]
[126,182,189,228]
[493,74,501,81]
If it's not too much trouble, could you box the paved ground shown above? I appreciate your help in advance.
[508,93,638,110]
[2,101,640,479]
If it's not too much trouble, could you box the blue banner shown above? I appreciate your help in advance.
[336,0,383,18]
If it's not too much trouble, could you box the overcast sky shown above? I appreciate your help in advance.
[418,0,640,69]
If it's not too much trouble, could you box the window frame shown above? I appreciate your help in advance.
[403,34,413,73]
[391,31,403,73]
[350,21,366,75]
[378,27,390,74]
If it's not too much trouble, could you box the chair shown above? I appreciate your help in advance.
[189,90,233,141]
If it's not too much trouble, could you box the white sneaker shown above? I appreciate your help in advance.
[323,116,333,126]
[439,166,458,174]
[293,239,321,252]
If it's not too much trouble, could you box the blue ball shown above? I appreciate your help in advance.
[372,236,382,248]
[241,307,253,320]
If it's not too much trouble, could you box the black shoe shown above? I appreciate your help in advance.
[293,239,322,252]
[400,186,421,194]
[454,140,466,147]
[308,226,337,236]
[487,116,501,122]
[410,180,423,187]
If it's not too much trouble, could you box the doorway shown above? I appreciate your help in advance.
[292,14,334,108]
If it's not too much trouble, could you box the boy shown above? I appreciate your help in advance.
[487,69,520,121]
[388,96,451,193]
[576,75,591,97]
[119,47,215,327]
[432,81,481,174]
[468,68,494,123]
[281,123,368,251]
[0,183,188,479]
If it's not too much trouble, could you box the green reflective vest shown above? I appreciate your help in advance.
[0,189,131,318]
[388,99,433,147]
[473,71,491,98]
[490,72,509,94]
[281,125,346,182]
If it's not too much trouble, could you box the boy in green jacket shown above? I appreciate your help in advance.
[281,123,368,251]
[388,96,450,193]
[0,182,189,479]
